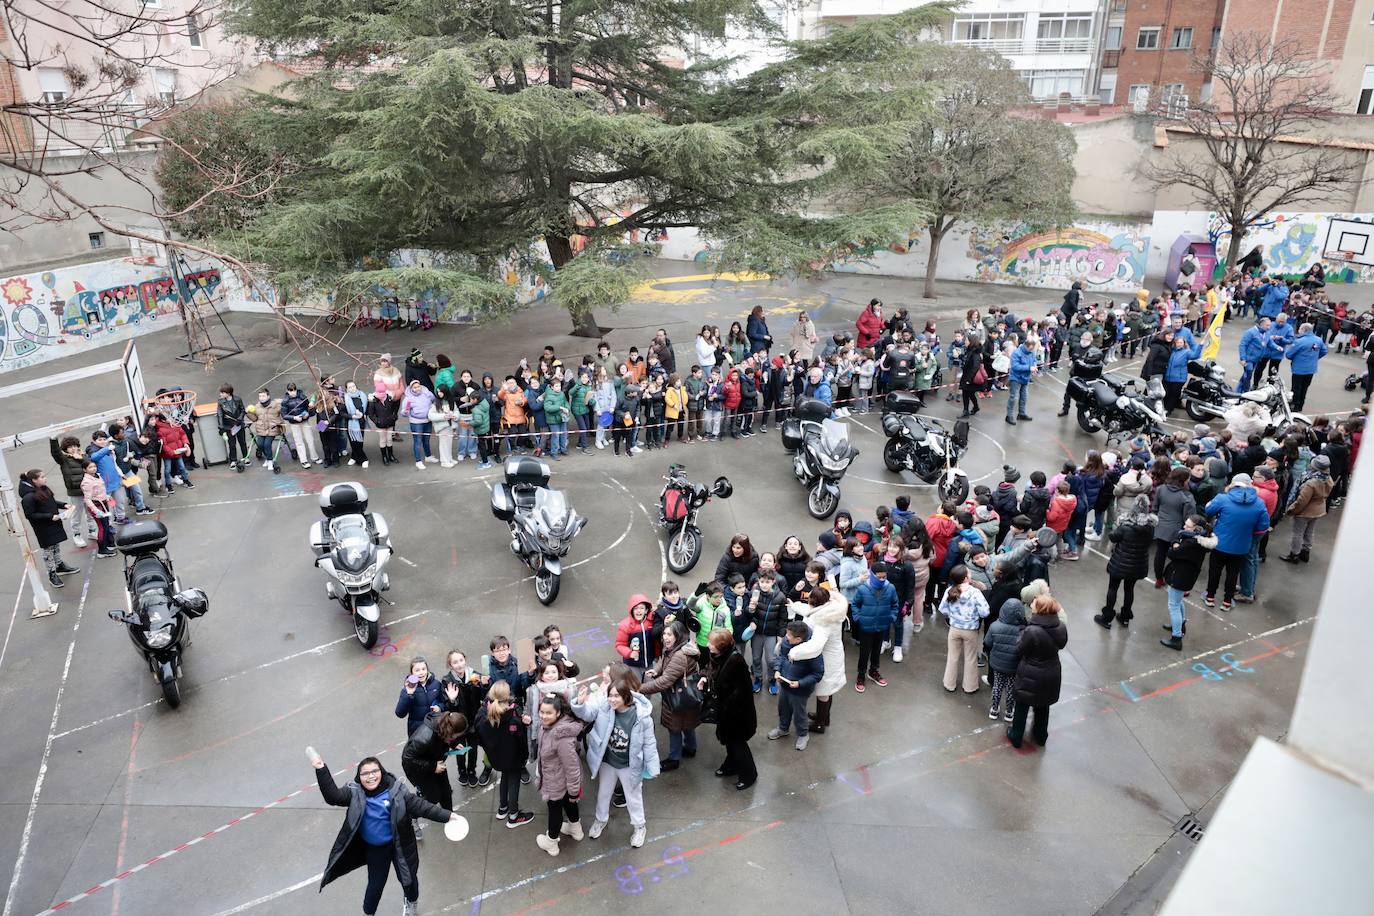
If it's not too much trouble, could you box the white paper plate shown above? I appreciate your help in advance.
[443,815,469,842]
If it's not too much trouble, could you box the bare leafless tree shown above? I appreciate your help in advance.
[1146,32,1365,268]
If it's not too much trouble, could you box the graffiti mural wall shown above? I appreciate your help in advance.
[655,221,1151,293]
[1147,211,1374,283]
[0,257,218,374]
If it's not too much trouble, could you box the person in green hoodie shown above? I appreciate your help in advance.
[569,369,593,454]
[541,378,571,459]
[689,583,731,653]
[472,390,492,469]
[434,354,456,392]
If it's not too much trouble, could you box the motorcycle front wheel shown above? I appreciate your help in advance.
[807,482,839,519]
[353,612,379,649]
[1184,398,1212,423]
[938,472,969,506]
[535,570,561,605]
[1076,406,1102,434]
[666,525,702,574]
[161,674,182,709]
[882,439,908,473]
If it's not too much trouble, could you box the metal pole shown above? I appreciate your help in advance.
[0,454,57,619]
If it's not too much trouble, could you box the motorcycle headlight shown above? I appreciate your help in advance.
[336,564,377,586]
[820,453,851,473]
[145,628,173,649]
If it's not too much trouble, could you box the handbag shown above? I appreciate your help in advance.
[972,364,987,386]
[661,668,704,718]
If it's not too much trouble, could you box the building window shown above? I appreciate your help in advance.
[1105,26,1122,49]
[1211,27,1222,48]
[1020,69,1086,99]
[1037,14,1093,39]
[37,68,69,104]
[1137,27,1160,49]
[1128,84,1150,105]
[1359,66,1374,114]
[88,232,106,250]
[1170,27,1193,49]
[952,12,1025,42]
[1099,72,1117,104]
[153,69,177,106]
[142,0,161,8]
[186,13,202,48]
[1162,83,1185,101]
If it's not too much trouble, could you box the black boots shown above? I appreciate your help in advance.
[1160,635,1183,651]
[1094,608,1114,630]
[1299,549,1310,563]
[48,571,64,589]
[808,697,833,734]
[380,446,397,465]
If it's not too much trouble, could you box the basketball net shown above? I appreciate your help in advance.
[144,389,199,426]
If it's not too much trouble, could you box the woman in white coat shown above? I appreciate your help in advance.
[695,324,717,372]
[572,665,660,849]
[786,586,848,734]
[788,312,819,362]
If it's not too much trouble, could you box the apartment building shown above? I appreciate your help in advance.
[1096,0,1224,108]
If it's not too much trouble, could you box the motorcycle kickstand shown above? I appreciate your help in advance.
[377,594,396,607]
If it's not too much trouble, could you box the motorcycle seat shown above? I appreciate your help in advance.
[902,417,928,442]
[1092,381,1120,409]
[130,556,171,594]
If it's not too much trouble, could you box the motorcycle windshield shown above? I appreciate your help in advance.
[534,489,572,536]
[330,517,373,572]
[819,419,850,458]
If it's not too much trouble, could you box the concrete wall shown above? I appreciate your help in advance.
[0,256,220,372]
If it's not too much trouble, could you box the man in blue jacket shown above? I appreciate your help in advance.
[1283,321,1328,411]
[1237,318,1284,393]
[802,366,833,407]
[1162,335,1203,415]
[1257,277,1289,319]
[1203,476,1271,610]
[767,620,824,751]
[1005,338,1039,425]
[850,562,899,691]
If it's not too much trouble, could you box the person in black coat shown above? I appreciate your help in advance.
[1162,516,1217,649]
[1140,332,1174,380]
[703,628,758,790]
[1095,496,1157,629]
[1008,595,1069,749]
[714,534,760,586]
[310,751,454,916]
[19,470,79,588]
[400,711,467,824]
[958,340,985,417]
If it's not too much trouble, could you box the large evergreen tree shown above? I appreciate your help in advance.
[159,2,953,333]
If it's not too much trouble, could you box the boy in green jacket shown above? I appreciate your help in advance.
[541,378,571,459]
[690,583,730,652]
[569,370,593,454]
[472,396,492,469]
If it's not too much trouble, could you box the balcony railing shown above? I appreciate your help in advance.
[948,36,1094,54]
[947,37,1025,53]
[1034,37,1093,53]
[1102,49,1121,67]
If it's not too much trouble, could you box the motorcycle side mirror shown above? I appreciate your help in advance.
[107,609,134,624]
[711,477,733,499]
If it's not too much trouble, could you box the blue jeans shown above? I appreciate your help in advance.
[255,434,281,465]
[409,421,433,461]
[1006,380,1028,419]
[1092,508,1107,536]
[162,456,188,483]
[575,412,591,449]
[1167,587,1186,637]
[1239,533,1262,597]
[1063,526,1079,554]
[115,483,146,514]
[547,422,568,455]
[456,425,476,458]
[667,727,697,761]
[778,691,809,737]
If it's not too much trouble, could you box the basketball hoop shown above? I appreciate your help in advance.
[143,389,199,427]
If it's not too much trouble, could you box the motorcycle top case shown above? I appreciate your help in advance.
[793,398,832,423]
[884,390,923,415]
[115,520,168,556]
[781,418,803,450]
[319,481,369,518]
[490,483,516,522]
[503,456,550,489]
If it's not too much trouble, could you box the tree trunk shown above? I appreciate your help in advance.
[922,222,950,299]
[1225,223,1245,271]
[277,288,290,344]
[546,232,603,338]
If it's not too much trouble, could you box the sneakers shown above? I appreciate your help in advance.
[535,834,560,856]
[768,683,778,696]
[135,507,156,516]
[612,790,627,809]
[262,460,272,469]
[507,810,535,828]
[870,672,888,687]
[630,826,647,848]
[424,456,439,463]
[520,771,531,785]
[630,445,643,453]
[1004,707,1014,722]
[595,441,605,450]
[55,563,80,576]
[72,535,87,548]
[988,706,1000,720]
[976,652,987,667]
[477,766,492,787]
[182,480,194,489]
[1221,600,1233,611]
[1084,530,1101,542]
[892,647,903,663]
[588,820,606,839]
[767,727,789,740]
[1235,594,1255,604]
[347,458,357,466]
[403,901,418,916]
[752,677,762,693]
[560,820,584,841]
[1203,594,1217,608]
[48,571,64,588]
[497,805,509,819]
[96,549,117,559]
[854,681,866,693]
[881,641,892,654]
[1060,551,1079,561]
[416,461,426,470]
[795,735,809,751]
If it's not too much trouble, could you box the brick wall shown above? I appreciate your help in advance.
[0,18,34,156]
[1223,0,1356,58]
[1113,0,1225,104]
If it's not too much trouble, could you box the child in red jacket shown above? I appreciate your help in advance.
[1045,480,1078,559]
[722,369,743,439]
[154,417,195,494]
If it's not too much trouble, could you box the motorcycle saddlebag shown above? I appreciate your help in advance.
[1066,376,1092,402]
[115,520,168,556]
[781,418,803,450]
[662,487,689,522]
[490,482,516,522]
[884,390,923,415]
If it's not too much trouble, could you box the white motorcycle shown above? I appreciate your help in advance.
[309,482,393,648]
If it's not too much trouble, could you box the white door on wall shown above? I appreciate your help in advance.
[1099,73,1117,104]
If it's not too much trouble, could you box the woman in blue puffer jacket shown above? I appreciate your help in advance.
[1162,335,1202,415]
